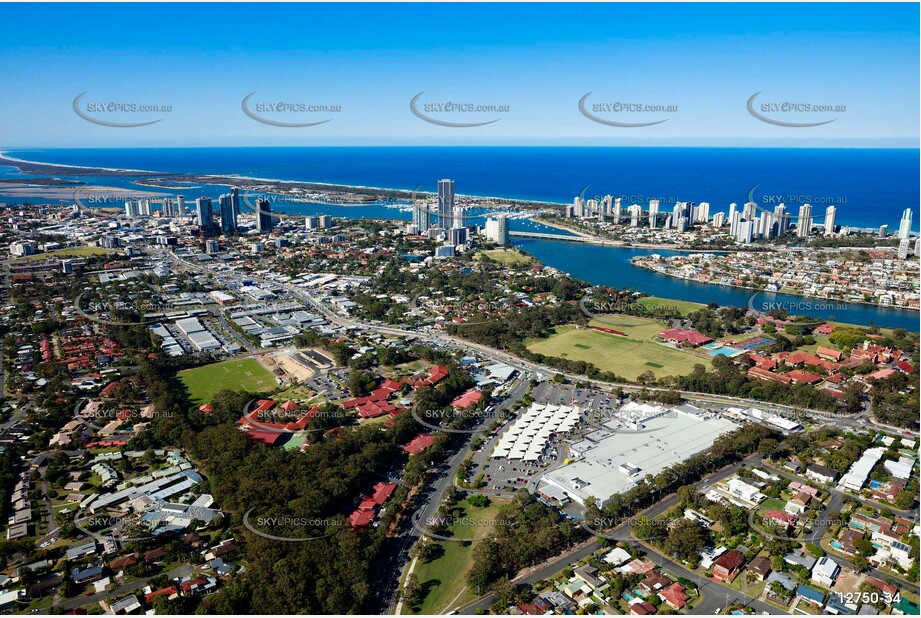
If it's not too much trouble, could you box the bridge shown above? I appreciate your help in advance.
[509,231,594,242]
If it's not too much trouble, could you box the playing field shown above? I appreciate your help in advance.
[637,296,706,316]
[526,323,703,380]
[178,358,277,404]
[405,497,509,615]
[478,248,532,266]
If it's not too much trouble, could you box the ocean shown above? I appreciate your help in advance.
[3,146,919,231]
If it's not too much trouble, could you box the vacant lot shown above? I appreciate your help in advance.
[526,323,703,380]
[478,248,532,266]
[179,358,276,404]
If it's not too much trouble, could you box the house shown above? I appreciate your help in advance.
[806,463,838,484]
[825,595,858,615]
[811,556,841,587]
[108,555,138,571]
[784,550,817,570]
[712,549,745,582]
[28,573,63,597]
[109,595,142,615]
[747,556,771,581]
[619,559,656,574]
[629,599,657,615]
[638,570,672,593]
[144,586,178,605]
[796,584,826,606]
[65,540,98,561]
[603,547,631,566]
[658,582,690,610]
[71,565,105,585]
[144,546,169,564]
[573,565,604,590]
[763,509,797,530]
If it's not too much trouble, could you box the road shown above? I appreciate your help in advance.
[385,375,532,614]
[162,248,921,612]
[53,563,195,611]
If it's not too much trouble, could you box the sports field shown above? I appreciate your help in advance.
[405,497,509,615]
[526,318,703,380]
[178,358,277,404]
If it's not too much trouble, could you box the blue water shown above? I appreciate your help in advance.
[1,147,918,330]
[3,147,918,231]
[515,238,919,331]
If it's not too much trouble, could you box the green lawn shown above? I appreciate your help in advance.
[478,248,532,266]
[406,497,509,615]
[637,296,706,316]
[178,358,277,404]
[526,323,703,381]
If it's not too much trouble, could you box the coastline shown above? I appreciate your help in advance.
[0,151,570,213]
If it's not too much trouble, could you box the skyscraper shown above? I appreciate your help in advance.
[742,201,757,221]
[697,202,710,223]
[230,187,241,219]
[797,204,812,238]
[898,238,910,259]
[573,195,585,218]
[736,219,754,243]
[648,199,659,228]
[628,204,642,227]
[219,194,237,233]
[879,224,889,238]
[612,197,622,223]
[196,197,213,229]
[437,179,455,228]
[898,208,913,239]
[256,198,273,233]
[412,201,431,233]
[177,195,186,220]
[773,204,789,236]
[485,216,509,245]
[824,205,837,236]
[452,205,466,229]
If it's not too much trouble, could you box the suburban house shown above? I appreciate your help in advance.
[712,549,745,583]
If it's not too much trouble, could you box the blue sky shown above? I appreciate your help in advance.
[0,3,917,147]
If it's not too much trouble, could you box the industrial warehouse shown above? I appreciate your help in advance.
[539,402,739,507]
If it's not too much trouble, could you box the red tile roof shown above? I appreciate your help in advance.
[659,328,713,346]
[402,433,436,455]
[372,482,397,505]
[451,388,483,410]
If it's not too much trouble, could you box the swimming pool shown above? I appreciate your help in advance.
[709,346,741,357]
[869,479,884,489]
